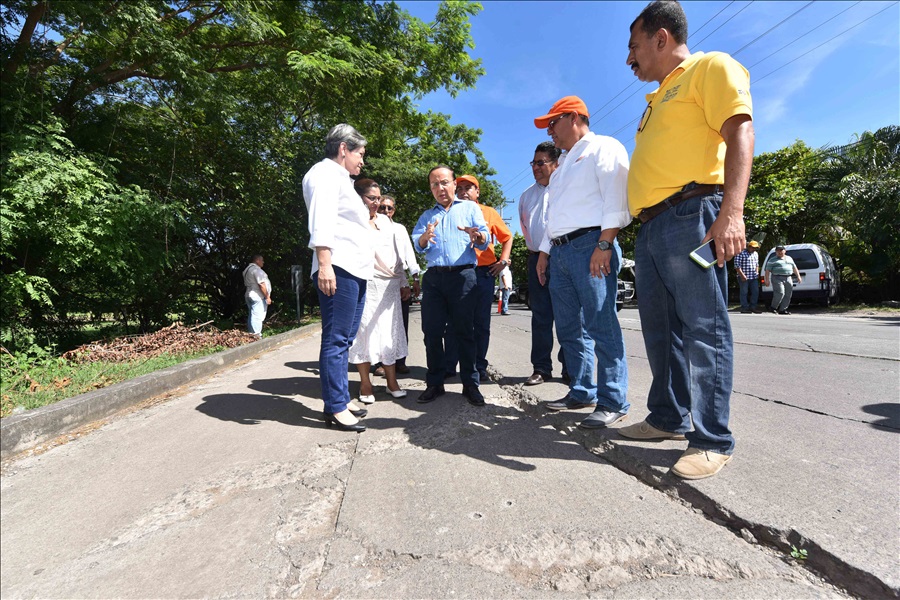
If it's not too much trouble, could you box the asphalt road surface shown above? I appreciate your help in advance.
[1,302,897,598]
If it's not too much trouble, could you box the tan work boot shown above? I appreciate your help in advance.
[618,419,687,440]
[671,448,732,479]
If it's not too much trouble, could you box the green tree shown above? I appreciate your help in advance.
[814,126,900,299]
[1,0,496,346]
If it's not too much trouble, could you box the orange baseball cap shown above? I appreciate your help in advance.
[455,175,479,189]
[534,95,589,129]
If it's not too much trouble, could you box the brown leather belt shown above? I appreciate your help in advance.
[638,183,722,224]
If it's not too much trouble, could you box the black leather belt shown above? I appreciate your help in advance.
[638,183,721,224]
[429,264,474,273]
[550,226,602,247]
[475,264,494,271]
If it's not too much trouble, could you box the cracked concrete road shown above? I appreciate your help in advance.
[1,307,896,598]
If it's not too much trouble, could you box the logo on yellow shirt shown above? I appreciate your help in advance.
[661,85,681,103]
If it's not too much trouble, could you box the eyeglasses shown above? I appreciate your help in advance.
[363,194,382,202]
[547,114,569,130]
[638,103,652,133]
[430,179,453,190]
[530,159,556,167]
[377,205,395,213]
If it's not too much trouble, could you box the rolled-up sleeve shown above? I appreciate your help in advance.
[306,171,340,250]
[597,140,633,231]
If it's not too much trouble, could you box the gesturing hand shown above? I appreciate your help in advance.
[419,220,440,248]
[457,225,483,248]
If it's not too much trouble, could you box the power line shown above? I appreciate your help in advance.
[754,1,897,84]
[747,1,861,69]
[731,1,815,57]
[691,0,755,48]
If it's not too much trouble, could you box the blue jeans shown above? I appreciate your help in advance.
[500,288,510,314]
[422,267,479,387]
[549,235,628,412]
[316,267,366,414]
[246,295,267,334]
[738,278,759,310]
[527,252,566,376]
[445,265,494,374]
[635,194,735,454]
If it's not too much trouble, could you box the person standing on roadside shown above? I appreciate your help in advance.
[444,174,513,381]
[518,141,568,386]
[243,255,272,336]
[411,166,489,407]
[766,245,802,315]
[618,0,755,479]
[533,95,632,430]
[302,124,374,433]
[499,264,513,315]
[734,240,762,313]
[377,194,420,374]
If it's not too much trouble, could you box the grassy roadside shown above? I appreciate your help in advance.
[0,320,318,419]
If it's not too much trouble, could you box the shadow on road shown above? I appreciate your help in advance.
[861,402,900,431]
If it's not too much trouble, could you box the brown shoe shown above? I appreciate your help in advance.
[395,363,410,374]
[525,371,549,386]
[618,420,687,440]
[671,448,732,480]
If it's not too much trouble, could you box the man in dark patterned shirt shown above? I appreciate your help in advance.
[734,240,761,313]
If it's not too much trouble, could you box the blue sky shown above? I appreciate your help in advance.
[398,1,900,232]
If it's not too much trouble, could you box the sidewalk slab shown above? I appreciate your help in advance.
[1,324,320,458]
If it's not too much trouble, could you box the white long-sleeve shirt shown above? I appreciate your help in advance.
[392,220,420,287]
[302,158,374,281]
[518,181,550,252]
[539,132,632,254]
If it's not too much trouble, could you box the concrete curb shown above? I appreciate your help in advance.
[0,324,321,458]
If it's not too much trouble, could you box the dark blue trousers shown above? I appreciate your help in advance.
[445,265,494,373]
[421,267,479,387]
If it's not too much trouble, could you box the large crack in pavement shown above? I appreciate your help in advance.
[738,390,900,432]
[497,377,897,599]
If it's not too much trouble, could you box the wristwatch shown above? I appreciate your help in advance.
[597,240,612,251]
[498,259,508,266]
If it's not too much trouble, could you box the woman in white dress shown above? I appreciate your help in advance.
[349,178,409,403]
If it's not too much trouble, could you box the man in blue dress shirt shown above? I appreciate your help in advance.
[411,165,489,406]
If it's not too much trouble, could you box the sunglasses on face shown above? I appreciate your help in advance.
[530,159,555,167]
[377,205,395,214]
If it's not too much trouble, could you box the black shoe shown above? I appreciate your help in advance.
[395,363,411,374]
[778,310,791,315]
[349,407,368,418]
[578,409,627,429]
[323,413,366,432]
[418,385,446,404]
[525,371,550,386]
[443,371,457,380]
[769,307,778,314]
[751,307,763,314]
[740,309,751,314]
[462,385,486,406]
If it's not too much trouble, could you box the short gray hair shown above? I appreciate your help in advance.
[325,124,366,159]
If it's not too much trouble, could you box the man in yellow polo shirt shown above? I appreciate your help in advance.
[444,175,513,380]
[618,0,754,480]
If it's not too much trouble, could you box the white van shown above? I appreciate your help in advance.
[759,243,841,306]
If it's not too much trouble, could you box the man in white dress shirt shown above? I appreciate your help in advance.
[534,95,633,429]
[518,141,568,386]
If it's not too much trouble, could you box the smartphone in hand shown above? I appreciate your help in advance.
[689,240,718,269]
